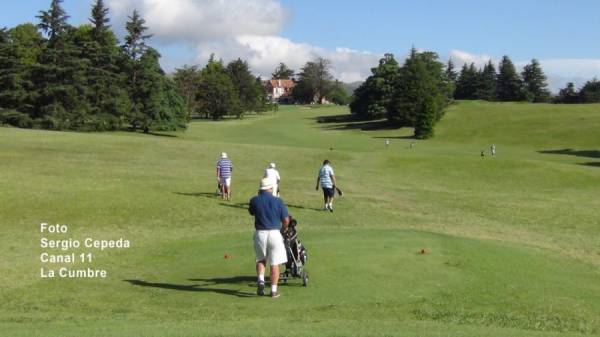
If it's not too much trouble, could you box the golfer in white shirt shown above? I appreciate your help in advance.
[263,162,281,197]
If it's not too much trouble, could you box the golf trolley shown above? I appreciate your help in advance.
[279,217,309,286]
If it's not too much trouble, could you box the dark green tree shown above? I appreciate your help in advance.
[227,58,265,114]
[128,48,186,132]
[454,63,478,99]
[521,59,550,102]
[197,59,241,120]
[271,62,294,79]
[388,48,449,138]
[36,0,70,45]
[350,53,400,118]
[497,55,524,101]
[476,60,497,100]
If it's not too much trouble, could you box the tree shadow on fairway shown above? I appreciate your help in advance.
[580,162,600,168]
[123,279,255,298]
[313,114,402,132]
[538,149,600,159]
[372,135,415,139]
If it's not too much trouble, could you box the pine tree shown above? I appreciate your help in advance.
[123,10,152,62]
[271,62,295,80]
[36,0,70,45]
[90,0,110,40]
[454,63,478,99]
[497,55,524,101]
[227,58,264,116]
[476,60,497,101]
[521,59,550,102]
[445,59,458,84]
[128,48,186,132]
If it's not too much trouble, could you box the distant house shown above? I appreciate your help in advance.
[266,79,295,104]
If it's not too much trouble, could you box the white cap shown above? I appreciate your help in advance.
[260,178,274,190]
[269,162,276,168]
[221,152,227,159]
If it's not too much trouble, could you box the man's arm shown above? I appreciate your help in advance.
[331,174,337,187]
[248,198,255,215]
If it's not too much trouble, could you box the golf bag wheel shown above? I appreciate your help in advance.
[302,270,309,287]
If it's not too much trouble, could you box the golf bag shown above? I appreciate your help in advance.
[280,216,309,286]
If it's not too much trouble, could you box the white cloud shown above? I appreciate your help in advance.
[105,0,380,82]
[195,35,381,82]
[449,49,493,69]
[106,0,286,43]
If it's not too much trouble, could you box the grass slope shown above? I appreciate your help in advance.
[0,101,599,336]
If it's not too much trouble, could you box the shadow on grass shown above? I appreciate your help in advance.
[174,192,219,199]
[371,135,415,139]
[313,114,402,132]
[580,162,600,168]
[124,279,255,298]
[220,202,248,210]
[538,149,600,159]
[146,132,178,138]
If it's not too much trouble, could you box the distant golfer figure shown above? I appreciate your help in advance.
[316,159,337,212]
[491,144,496,156]
[385,139,390,148]
[216,152,233,200]
[249,178,290,298]
[263,162,281,197]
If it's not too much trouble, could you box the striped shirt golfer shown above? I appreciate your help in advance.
[217,158,233,178]
[318,164,334,188]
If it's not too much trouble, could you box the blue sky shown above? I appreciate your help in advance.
[2,0,600,90]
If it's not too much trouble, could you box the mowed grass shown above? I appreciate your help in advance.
[0,101,599,336]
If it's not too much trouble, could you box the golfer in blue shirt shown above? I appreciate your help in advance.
[249,178,290,298]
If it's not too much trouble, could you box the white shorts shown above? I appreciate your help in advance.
[253,230,287,265]
[220,177,231,187]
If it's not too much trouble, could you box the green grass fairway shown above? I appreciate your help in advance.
[1,101,599,336]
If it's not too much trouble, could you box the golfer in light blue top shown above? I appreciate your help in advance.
[316,159,337,212]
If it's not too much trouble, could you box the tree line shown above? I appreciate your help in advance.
[447,56,600,104]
